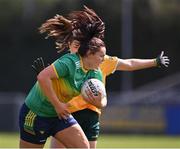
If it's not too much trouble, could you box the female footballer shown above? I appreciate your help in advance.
[18,9,107,148]
[32,6,170,148]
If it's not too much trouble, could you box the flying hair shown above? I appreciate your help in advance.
[68,5,105,42]
[39,5,105,53]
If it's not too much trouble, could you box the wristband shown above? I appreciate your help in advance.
[156,57,161,67]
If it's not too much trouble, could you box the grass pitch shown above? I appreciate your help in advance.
[0,132,180,148]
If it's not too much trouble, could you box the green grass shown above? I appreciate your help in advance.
[0,132,180,148]
[98,134,180,148]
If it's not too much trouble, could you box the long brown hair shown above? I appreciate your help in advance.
[39,6,105,54]
[39,15,72,52]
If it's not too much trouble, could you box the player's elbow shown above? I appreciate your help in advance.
[125,60,139,71]
[37,70,47,83]
[117,59,134,71]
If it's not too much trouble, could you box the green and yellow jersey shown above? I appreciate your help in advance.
[25,53,103,117]
[68,55,119,114]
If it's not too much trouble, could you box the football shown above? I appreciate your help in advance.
[81,78,106,100]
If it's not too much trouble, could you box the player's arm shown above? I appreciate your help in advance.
[37,65,70,119]
[32,57,63,109]
[117,58,156,71]
[116,51,170,71]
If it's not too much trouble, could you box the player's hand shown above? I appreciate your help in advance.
[84,89,106,108]
[156,51,170,67]
[54,102,70,120]
[31,57,46,74]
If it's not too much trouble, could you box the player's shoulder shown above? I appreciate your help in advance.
[103,54,119,63]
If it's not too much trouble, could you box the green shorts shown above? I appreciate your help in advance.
[72,109,100,141]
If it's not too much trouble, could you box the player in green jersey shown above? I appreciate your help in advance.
[19,6,106,148]
[32,6,170,148]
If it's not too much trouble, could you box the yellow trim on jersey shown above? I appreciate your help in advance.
[52,64,59,78]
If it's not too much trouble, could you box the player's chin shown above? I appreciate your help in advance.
[93,64,100,70]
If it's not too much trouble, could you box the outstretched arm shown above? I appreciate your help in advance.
[116,51,170,71]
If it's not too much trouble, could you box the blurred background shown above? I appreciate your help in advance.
[0,0,180,146]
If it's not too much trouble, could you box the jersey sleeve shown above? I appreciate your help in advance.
[52,57,73,78]
[100,55,119,76]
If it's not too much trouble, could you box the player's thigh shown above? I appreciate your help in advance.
[50,137,65,148]
[54,123,89,148]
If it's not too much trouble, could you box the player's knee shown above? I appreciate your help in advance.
[71,136,89,148]
[80,137,90,148]
[64,140,89,148]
